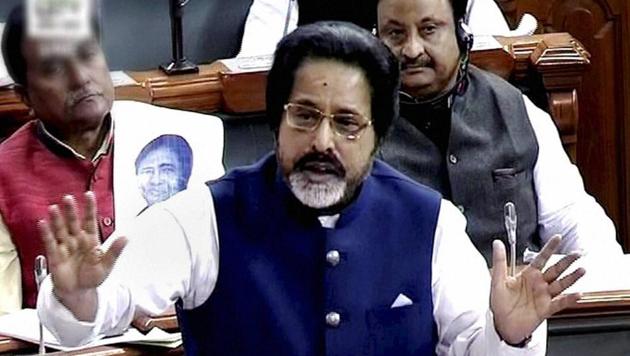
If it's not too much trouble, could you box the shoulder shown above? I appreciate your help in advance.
[468,65,523,97]
[0,121,38,154]
[370,159,442,201]
[209,153,275,186]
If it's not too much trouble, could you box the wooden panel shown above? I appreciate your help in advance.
[496,0,518,28]
[555,290,630,317]
[505,0,630,250]
[0,34,590,165]
[0,334,33,353]
[0,89,32,143]
[498,33,590,160]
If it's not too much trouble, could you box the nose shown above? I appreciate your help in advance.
[67,61,90,89]
[311,116,336,152]
[149,171,162,185]
[401,31,425,60]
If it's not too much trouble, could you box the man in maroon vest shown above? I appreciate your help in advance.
[0,5,115,312]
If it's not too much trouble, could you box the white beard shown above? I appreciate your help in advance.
[288,171,347,209]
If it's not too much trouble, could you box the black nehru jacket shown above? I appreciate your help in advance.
[380,66,541,264]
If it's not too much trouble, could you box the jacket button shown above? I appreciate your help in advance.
[448,154,458,164]
[102,217,113,227]
[326,312,341,327]
[326,250,341,267]
[457,205,465,214]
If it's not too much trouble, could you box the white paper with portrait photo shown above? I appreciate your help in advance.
[112,100,225,233]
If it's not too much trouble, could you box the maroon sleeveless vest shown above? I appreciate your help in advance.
[0,121,115,307]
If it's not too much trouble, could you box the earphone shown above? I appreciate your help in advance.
[453,18,473,95]
[455,18,473,53]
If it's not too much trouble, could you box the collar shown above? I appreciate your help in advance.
[37,114,114,163]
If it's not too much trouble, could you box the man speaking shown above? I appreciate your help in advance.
[37,22,582,355]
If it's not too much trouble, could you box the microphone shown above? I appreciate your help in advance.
[504,202,517,276]
[34,255,48,354]
[282,0,296,37]
[160,0,198,75]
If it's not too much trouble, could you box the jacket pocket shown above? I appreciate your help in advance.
[364,304,436,355]
[492,167,525,190]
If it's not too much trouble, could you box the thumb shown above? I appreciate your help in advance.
[100,236,128,271]
[491,239,508,289]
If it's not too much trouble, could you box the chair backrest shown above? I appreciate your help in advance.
[219,112,275,170]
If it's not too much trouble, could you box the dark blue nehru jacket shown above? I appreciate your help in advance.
[177,153,442,355]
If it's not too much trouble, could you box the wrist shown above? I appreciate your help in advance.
[53,288,98,322]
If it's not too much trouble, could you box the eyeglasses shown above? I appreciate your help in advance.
[283,103,373,141]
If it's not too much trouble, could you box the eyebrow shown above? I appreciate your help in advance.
[381,19,404,28]
[381,15,446,29]
[292,98,319,108]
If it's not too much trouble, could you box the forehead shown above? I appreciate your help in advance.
[140,148,179,165]
[290,58,371,106]
[378,0,454,23]
[22,36,98,61]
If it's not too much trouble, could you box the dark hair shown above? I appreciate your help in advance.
[376,0,467,22]
[266,21,400,143]
[450,0,467,21]
[135,134,194,187]
[1,4,102,87]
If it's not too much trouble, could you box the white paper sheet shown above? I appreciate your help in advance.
[219,54,273,73]
[544,254,630,294]
[110,71,138,87]
[472,35,503,51]
[0,309,181,351]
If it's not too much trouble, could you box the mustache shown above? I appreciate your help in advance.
[401,56,432,70]
[67,86,102,106]
[294,151,345,177]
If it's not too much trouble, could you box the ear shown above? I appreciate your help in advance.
[14,84,30,106]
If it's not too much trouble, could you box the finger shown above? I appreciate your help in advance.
[38,220,61,266]
[61,195,81,237]
[491,240,508,288]
[82,191,99,243]
[48,204,68,244]
[543,253,581,283]
[548,292,582,316]
[530,235,562,270]
[100,236,128,272]
[548,267,586,297]
[78,191,101,253]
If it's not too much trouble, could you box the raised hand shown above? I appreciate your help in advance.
[490,235,585,345]
[39,192,127,321]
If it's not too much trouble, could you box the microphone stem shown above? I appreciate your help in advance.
[282,0,294,37]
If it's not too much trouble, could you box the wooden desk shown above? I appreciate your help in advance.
[0,33,589,160]
[549,290,630,356]
[0,312,181,355]
[45,345,183,355]
[2,290,629,355]
[0,334,33,354]
[0,342,183,355]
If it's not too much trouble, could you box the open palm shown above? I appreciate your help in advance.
[490,236,585,345]
[39,192,127,317]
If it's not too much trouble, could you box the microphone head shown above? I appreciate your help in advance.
[34,255,48,286]
[504,201,517,243]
